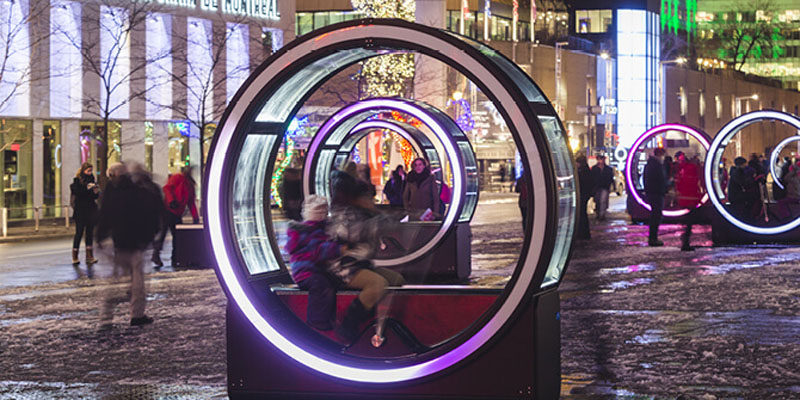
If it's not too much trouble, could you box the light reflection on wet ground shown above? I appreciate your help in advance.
[561,197,800,399]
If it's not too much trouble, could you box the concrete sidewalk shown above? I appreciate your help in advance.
[0,224,74,243]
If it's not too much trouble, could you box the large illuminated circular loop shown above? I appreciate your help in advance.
[304,98,471,267]
[704,110,800,234]
[769,135,800,190]
[204,19,573,383]
[625,124,711,217]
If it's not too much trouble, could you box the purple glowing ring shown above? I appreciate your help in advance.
[625,124,711,217]
[769,135,800,190]
[704,110,800,235]
[204,20,570,383]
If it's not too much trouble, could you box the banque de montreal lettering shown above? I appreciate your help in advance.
[149,0,280,20]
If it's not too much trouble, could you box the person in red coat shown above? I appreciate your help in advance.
[152,166,199,267]
[675,152,703,251]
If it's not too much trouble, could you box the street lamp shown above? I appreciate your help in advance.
[733,94,760,156]
[658,57,687,125]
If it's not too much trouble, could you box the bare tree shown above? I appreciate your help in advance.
[0,0,51,140]
[697,0,786,72]
[152,14,266,180]
[56,0,168,183]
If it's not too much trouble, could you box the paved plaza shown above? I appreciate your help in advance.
[1,195,798,399]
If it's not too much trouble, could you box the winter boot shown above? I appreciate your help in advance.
[85,247,98,264]
[335,298,374,344]
[71,249,80,265]
[151,252,163,268]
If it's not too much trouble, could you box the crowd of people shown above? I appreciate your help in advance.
[575,154,618,240]
[69,162,199,329]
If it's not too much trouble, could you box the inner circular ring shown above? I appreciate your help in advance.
[625,123,711,217]
[704,110,800,235]
[304,98,473,266]
[769,135,800,190]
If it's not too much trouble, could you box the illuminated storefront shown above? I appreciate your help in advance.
[0,0,295,220]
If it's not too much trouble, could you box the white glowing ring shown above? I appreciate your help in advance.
[304,98,464,267]
[704,110,800,234]
[205,22,556,383]
[769,135,800,190]
[625,124,711,217]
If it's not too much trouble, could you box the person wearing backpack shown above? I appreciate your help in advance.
[69,162,100,265]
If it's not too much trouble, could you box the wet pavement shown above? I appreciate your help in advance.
[1,194,798,398]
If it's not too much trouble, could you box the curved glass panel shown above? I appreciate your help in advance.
[233,134,281,275]
[444,32,547,104]
[537,116,575,287]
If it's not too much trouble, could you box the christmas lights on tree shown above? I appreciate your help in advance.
[351,0,415,98]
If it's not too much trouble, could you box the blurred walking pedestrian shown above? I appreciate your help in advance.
[590,155,614,221]
[70,162,100,265]
[576,155,592,240]
[152,166,199,268]
[328,170,405,343]
[96,163,163,329]
[644,148,667,246]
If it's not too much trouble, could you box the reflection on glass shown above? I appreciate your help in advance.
[1,119,33,219]
[538,116,575,287]
[43,121,62,217]
[233,134,281,275]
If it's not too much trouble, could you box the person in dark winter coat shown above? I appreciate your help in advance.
[383,165,406,207]
[279,167,304,221]
[590,155,614,221]
[644,148,667,246]
[576,155,593,240]
[70,162,100,265]
[728,157,757,221]
[96,163,163,329]
[152,166,199,268]
[403,158,440,220]
[327,170,405,343]
[284,195,342,331]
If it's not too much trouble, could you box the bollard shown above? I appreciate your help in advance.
[34,207,40,232]
[1,207,7,238]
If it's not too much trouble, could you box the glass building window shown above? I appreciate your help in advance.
[1,119,33,219]
[79,121,122,176]
[491,16,512,41]
[575,10,613,34]
[144,122,154,172]
[43,121,62,217]
[295,11,365,37]
[168,121,191,175]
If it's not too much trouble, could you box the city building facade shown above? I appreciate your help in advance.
[0,0,296,220]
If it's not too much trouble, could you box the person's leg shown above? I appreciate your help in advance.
[680,208,695,250]
[151,211,168,267]
[126,249,147,321]
[72,219,85,263]
[371,267,405,287]
[347,269,389,309]
[85,221,97,264]
[649,196,664,245]
[578,196,591,239]
[299,274,336,331]
[597,189,609,220]
[168,213,180,267]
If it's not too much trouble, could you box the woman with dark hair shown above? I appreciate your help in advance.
[327,170,405,343]
[70,162,100,265]
[402,157,440,220]
[383,165,405,207]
